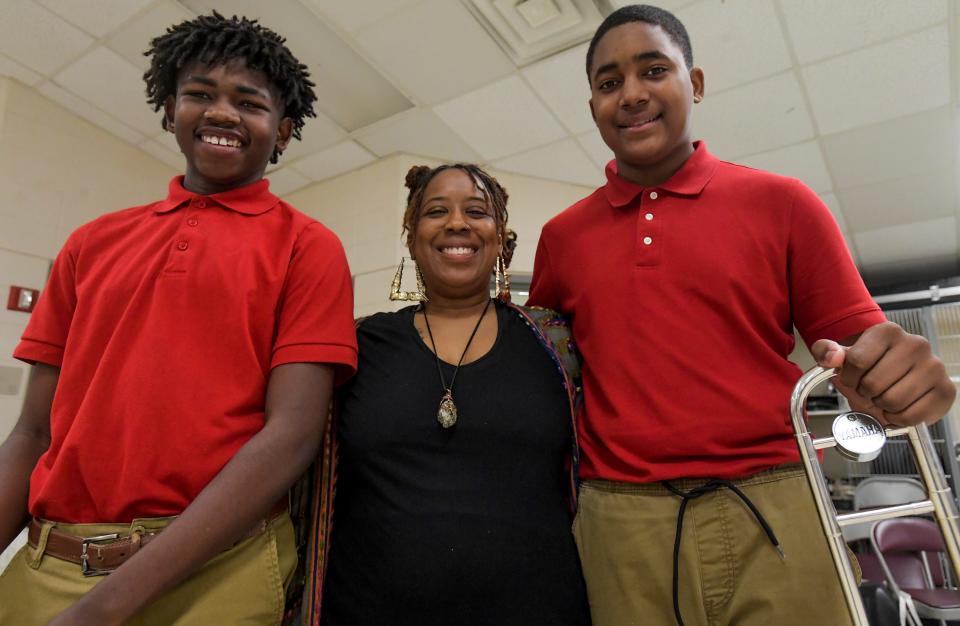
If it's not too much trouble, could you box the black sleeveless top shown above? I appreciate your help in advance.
[322,302,590,625]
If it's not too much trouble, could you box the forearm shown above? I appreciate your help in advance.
[0,428,49,550]
[68,415,324,621]
[0,363,56,551]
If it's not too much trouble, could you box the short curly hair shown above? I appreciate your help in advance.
[402,164,517,268]
[586,4,693,83]
[143,11,317,163]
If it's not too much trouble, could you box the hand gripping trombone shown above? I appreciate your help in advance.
[791,366,960,625]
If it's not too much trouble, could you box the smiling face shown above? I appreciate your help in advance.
[411,169,502,302]
[164,60,292,195]
[588,21,704,187]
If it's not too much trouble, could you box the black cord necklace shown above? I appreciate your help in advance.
[421,298,492,428]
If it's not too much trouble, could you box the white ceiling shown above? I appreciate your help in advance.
[0,0,957,288]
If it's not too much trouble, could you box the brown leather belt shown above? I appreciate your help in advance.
[28,498,288,576]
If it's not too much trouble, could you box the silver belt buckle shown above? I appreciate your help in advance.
[80,533,120,577]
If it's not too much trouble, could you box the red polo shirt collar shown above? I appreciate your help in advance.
[152,176,279,215]
[603,141,719,208]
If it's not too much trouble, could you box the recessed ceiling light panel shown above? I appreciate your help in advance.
[464,0,615,66]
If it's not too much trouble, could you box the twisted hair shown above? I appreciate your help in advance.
[402,164,517,267]
[143,11,316,162]
[586,4,693,82]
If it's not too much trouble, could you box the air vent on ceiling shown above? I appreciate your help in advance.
[463,0,616,66]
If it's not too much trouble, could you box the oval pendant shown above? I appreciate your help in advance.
[437,391,457,428]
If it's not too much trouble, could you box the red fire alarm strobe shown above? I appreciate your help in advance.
[7,286,39,313]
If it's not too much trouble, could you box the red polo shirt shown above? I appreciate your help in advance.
[15,176,357,522]
[528,142,885,482]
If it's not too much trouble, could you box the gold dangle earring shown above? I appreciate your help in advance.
[389,257,428,302]
[494,256,511,302]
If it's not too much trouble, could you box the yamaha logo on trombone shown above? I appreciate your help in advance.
[831,412,886,462]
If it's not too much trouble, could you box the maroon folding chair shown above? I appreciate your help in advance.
[871,517,960,625]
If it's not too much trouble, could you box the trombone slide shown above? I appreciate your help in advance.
[791,366,960,626]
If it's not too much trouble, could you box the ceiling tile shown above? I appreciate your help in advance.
[434,75,567,161]
[37,81,145,144]
[106,1,195,71]
[183,0,413,130]
[0,53,43,86]
[737,141,832,194]
[521,43,593,134]
[576,131,613,169]
[493,138,602,187]
[819,192,849,233]
[0,0,94,75]
[281,112,347,162]
[677,0,791,92]
[305,0,422,33]
[305,52,415,131]
[837,168,955,232]
[266,167,312,196]
[781,0,947,64]
[802,26,949,135]
[353,108,482,162]
[291,140,376,181]
[38,0,155,38]
[137,137,183,169]
[693,72,815,158]
[821,106,954,190]
[53,45,161,136]
[853,216,956,266]
[355,0,515,105]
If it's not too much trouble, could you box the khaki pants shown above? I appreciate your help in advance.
[573,465,855,626]
[0,513,297,626]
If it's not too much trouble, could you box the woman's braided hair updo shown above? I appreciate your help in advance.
[402,164,517,267]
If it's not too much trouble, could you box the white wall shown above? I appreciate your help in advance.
[484,167,596,275]
[0,78,177,260]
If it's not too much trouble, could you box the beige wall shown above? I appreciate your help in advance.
[483,168,595,275]
[0,78,177,260]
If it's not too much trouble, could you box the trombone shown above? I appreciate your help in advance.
[791,366,960,625]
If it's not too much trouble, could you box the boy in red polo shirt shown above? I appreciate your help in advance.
[528,5,956,625]
[0,13,356,625]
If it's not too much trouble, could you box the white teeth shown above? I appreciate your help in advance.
[442,247,475,255]
[201,135,241,148]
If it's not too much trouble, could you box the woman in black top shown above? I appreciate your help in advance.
[319,164,590,625]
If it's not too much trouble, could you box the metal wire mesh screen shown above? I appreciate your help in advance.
[933,304,960,383]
